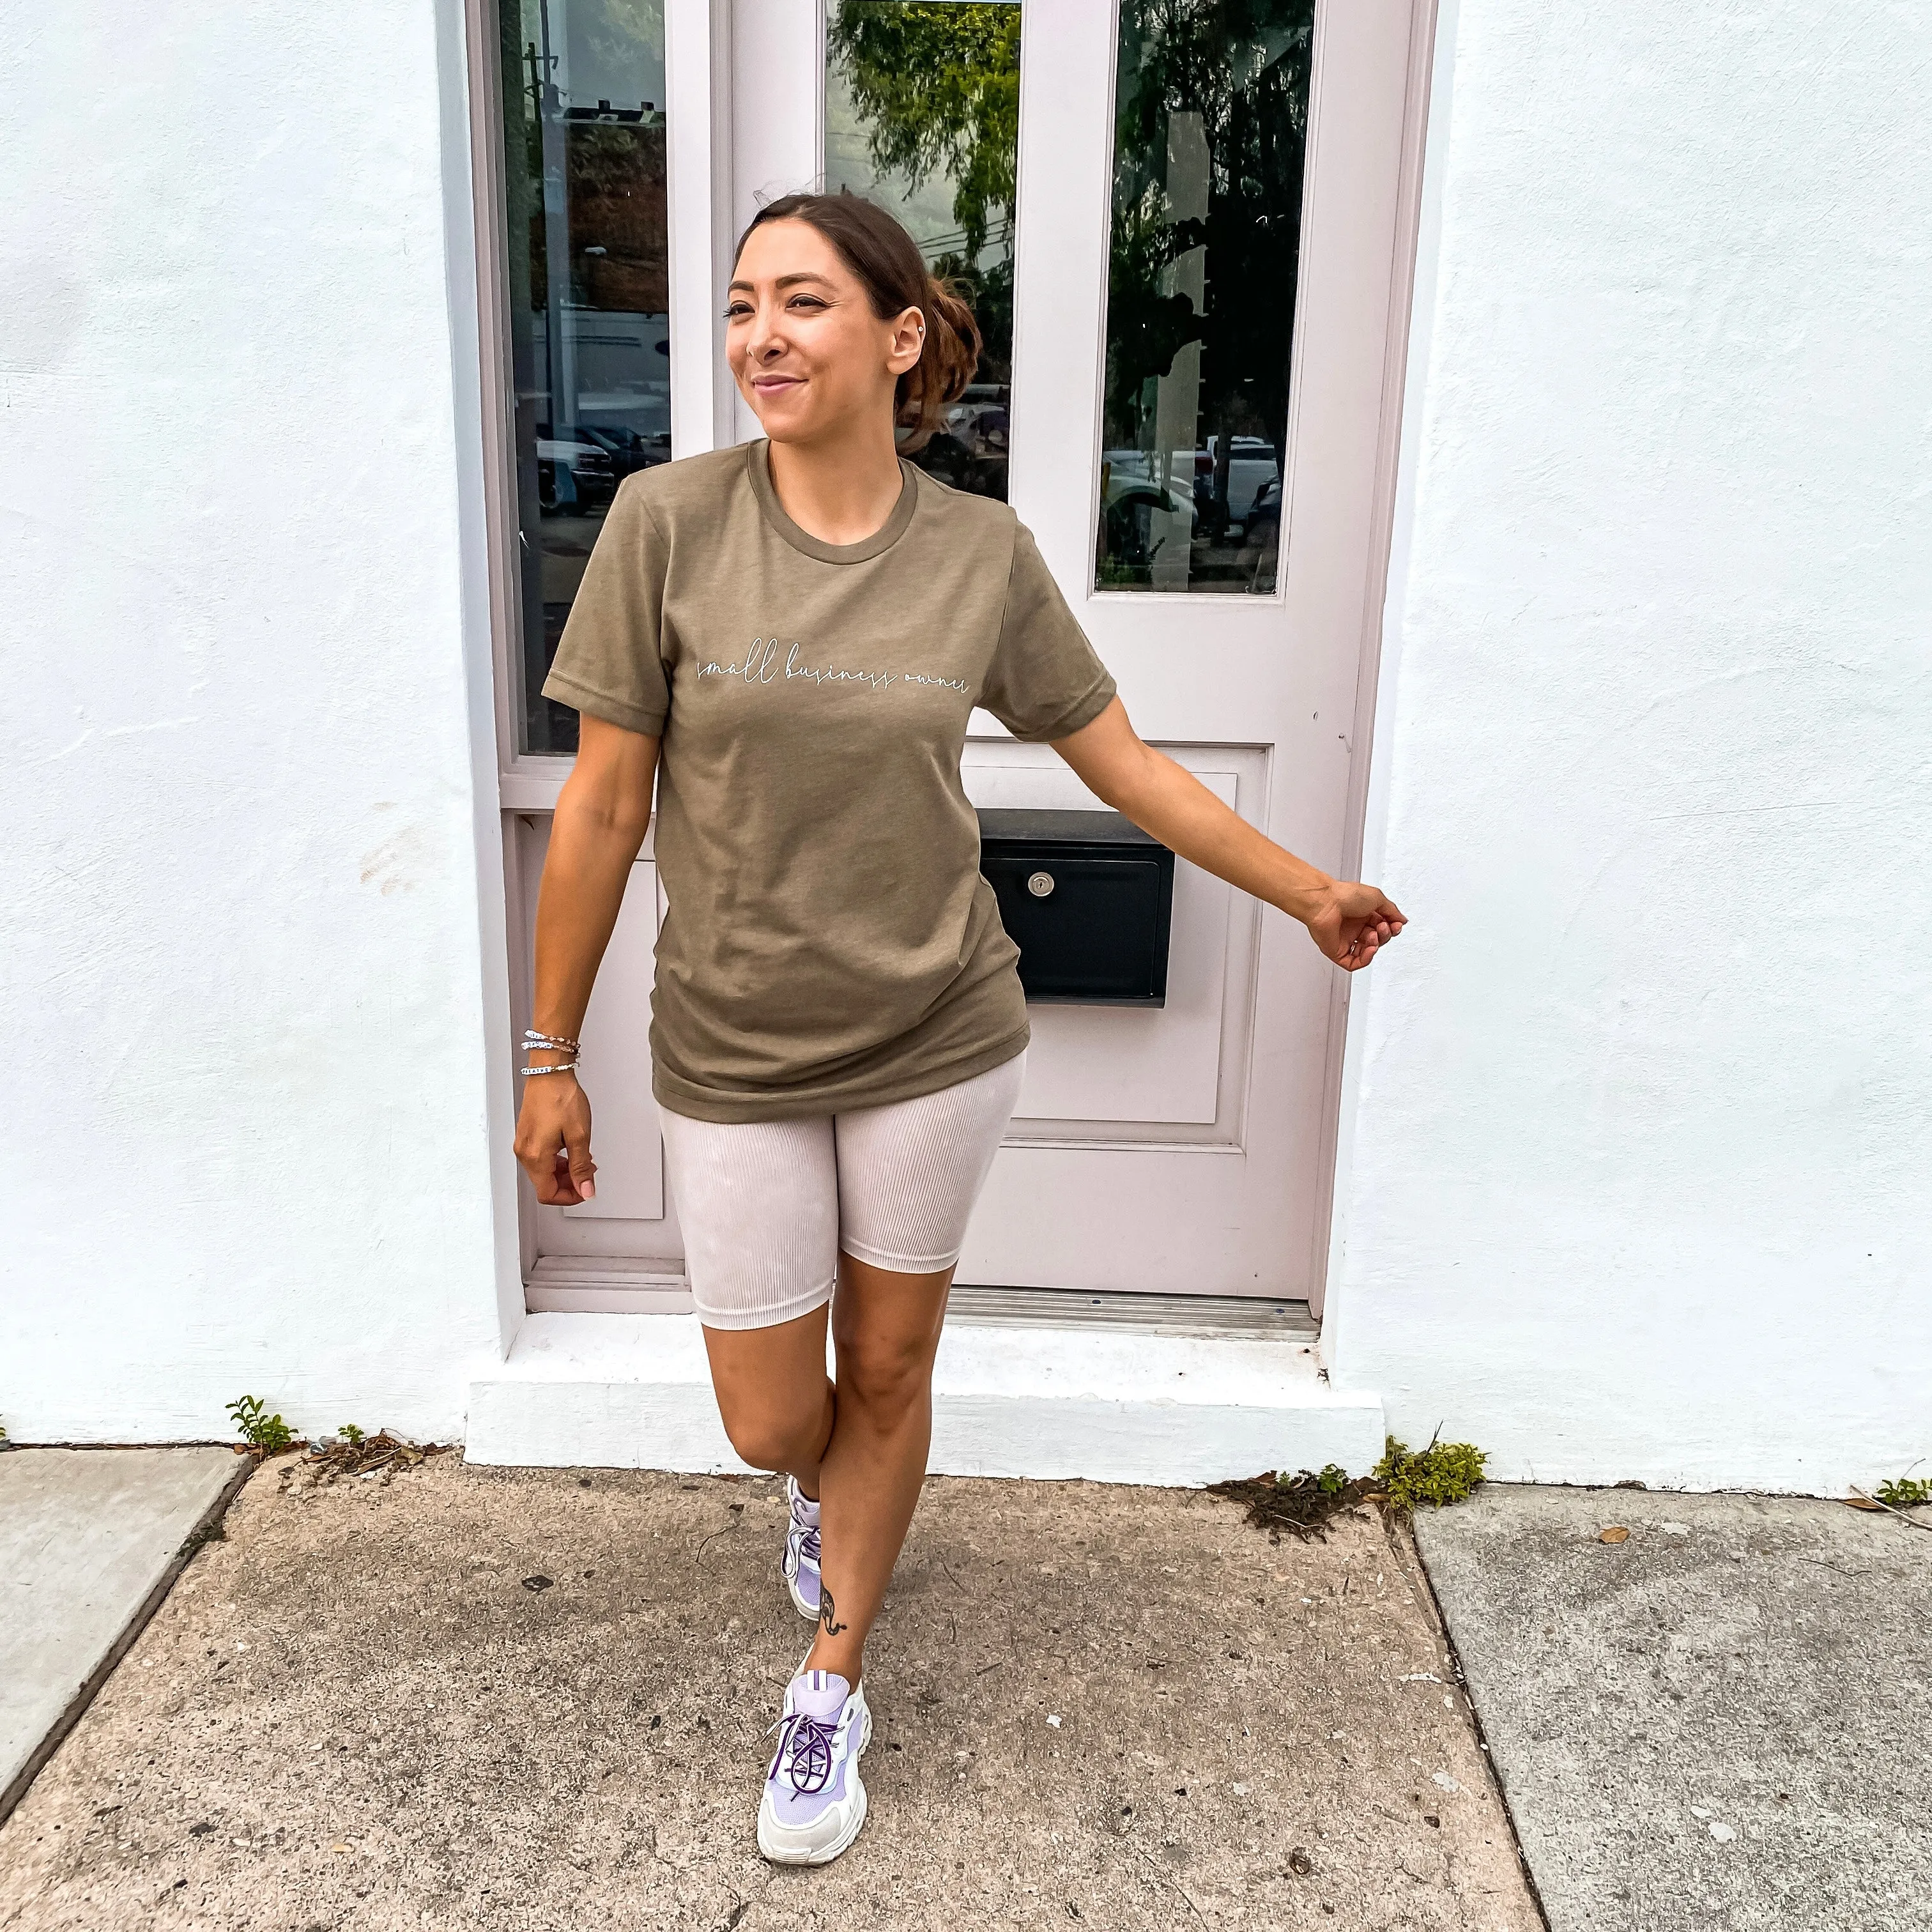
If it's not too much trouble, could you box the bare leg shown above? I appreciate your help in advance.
[804,1250,953,1685]
[702,1299,835,1496]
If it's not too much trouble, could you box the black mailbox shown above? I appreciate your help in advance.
[977,809,1174,1006]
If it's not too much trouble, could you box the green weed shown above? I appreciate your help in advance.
[226,1395,295,1455]
[1874,1469,1931,1509]
[1372,1432,1487,1511]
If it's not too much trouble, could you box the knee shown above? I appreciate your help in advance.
[717,1396,823,1474]
[836,1337,933,1430]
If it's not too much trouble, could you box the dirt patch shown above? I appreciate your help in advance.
[276,1431,452,1489]
[1208,1466,1380,1542]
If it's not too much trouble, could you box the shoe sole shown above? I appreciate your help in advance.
[756,1704,873,1867]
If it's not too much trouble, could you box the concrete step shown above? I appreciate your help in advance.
[466,1311,1385,1486]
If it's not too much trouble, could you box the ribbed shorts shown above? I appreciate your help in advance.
[658,1050,1027,1331]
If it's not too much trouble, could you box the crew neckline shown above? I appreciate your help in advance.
[746,438,920,565]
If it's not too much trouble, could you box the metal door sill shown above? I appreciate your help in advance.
[526,1255,689,1314]
[528,1260,1317,1340]
[949,1284,1317,1340]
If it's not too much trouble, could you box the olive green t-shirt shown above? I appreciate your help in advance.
[541,440,1117,1123]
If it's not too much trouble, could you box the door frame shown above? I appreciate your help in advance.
[1302,0,1441,1315]
[458,0,1441,1315]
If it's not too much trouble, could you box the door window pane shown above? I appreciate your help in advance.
[824,1,1021,502]
[498,0,670,756]
[1096,1,1314,595]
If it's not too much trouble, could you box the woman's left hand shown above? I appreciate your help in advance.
[1302,880,1406,971]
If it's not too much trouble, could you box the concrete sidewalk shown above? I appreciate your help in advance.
[0,1455,1540,1929]
[1415,1485,1932,1932]
[1,1448,245,1824]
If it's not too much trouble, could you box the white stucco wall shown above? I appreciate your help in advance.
[0,1,520,1443]
[6,0,1926,1486]
[1328,0,1932,1491]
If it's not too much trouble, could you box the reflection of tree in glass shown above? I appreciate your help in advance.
[565,125,668,312]
[826,3,1022,263]
[1105,0,1315,560]
[516,118,666,311]
[579,0,663,90]
[499,0,671,753]
[929,250,1012,379]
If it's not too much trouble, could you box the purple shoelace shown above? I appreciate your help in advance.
[772,1706,838,1794]
[797,1515,820,1567]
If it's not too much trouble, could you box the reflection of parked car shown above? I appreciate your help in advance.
[945,391,1008,460]
[912,385,1009,495]
[1190,439,1280,540]
[537,425,615,512]
[1239,474,1282,551]
[1204,436,1278,521]
[568,421,670,484]
[1100,466,1195,575]
[1106,439,1280,534]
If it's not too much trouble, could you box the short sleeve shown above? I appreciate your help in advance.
[977,522,1117,742]
[540,475,671,737]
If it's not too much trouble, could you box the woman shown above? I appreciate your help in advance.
[514,190,1404,1867]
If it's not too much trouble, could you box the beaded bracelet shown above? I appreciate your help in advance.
[521,1027,581,1076]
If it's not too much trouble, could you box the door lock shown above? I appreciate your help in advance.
[1026,870,1056,898]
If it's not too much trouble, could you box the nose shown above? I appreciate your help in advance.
[745,297,784,364]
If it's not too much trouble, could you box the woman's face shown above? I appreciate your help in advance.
[726,219,924,447]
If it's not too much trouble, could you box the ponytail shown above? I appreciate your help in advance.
[735,190,983,452]
[898,273,981,450]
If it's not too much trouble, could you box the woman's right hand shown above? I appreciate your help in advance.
[514,713,659,1208]
[514,1070,597,1205]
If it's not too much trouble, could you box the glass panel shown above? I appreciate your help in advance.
[1096,1,1314,595]
[824,1,1022,502]
[498,0,670,756]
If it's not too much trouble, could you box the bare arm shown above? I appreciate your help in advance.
[1050,698,1404,971]
[513,714,660,1204]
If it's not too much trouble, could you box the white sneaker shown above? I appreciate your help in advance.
[756,1669,872,1866]
[782,1476,821,1620]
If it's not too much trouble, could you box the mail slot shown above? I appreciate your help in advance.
[976,809,1174,1006]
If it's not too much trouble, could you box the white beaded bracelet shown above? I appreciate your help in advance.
[521,1026,580,1077]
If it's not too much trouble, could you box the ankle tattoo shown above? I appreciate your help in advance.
[818,1584,848,1637]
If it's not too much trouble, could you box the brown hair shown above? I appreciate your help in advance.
[733,190,982,452]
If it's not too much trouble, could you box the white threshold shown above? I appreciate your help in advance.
[471,1280,1385,1486]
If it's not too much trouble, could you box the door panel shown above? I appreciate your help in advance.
[961,743,1260,1137]
[1018,854,1230,1127]
[513,816,685,1268]
[561,856,664,1221]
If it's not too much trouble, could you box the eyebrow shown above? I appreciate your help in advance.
[726,272,836,294]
